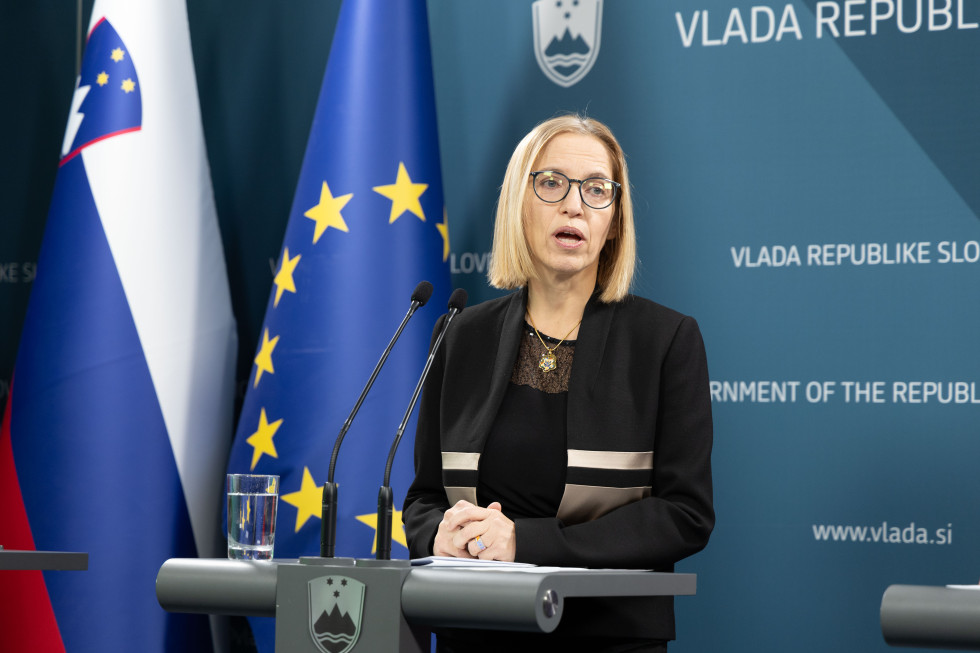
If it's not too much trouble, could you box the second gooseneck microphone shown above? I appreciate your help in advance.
[376,288,468,560]
[319,281,433,558]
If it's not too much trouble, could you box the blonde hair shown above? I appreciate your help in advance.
[487,114,636,303]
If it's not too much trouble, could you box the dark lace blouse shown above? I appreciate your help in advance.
[475,322,575,520]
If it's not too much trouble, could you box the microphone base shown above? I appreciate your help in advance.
[319,482,340,558]
[376,485,395,561]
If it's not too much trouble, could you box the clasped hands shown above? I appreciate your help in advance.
[432,500,516,561]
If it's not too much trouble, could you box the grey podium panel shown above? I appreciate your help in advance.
[881,584,980,650]
[277,559,429,653]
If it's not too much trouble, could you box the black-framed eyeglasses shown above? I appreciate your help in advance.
[529,170,620,209]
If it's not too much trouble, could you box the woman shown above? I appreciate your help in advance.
[403,115,713,652]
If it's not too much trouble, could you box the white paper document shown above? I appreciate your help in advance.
[410,556,592,572]
[410,556,535,568]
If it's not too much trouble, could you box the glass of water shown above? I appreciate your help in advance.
[227,473,279,560]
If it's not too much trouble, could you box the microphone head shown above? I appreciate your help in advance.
[448,288,468,312]
[411,281,434,307]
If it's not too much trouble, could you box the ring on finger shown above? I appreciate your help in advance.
[474,535,487,552]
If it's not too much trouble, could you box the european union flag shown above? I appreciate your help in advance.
[225,0,451,644]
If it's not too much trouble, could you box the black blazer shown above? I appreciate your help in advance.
[404,288,714,640]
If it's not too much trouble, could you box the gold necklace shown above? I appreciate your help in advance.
[526,311,582,373]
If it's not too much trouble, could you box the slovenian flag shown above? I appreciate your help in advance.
[223,0,452,648]
[0,2,237,651]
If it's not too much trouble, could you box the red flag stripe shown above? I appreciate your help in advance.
[0,380,66,653]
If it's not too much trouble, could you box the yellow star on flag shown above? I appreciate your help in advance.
[253,328,279,387]
[304,181,352,243]
[281,467,323,532]
[373,162,427,224]
[355,509,408,554]
[121,78,136,94]
[110,47,125,62]
[96,72,109,87]
[246,408,282,470]
[273,247,301,307]
[437,207,450,262]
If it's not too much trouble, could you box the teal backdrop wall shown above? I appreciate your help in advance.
[3,1,978,651]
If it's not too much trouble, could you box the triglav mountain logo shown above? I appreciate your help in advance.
[532,0,604,88]
[308,575,365,653]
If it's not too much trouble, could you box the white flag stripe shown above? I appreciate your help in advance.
[82,0,236,561]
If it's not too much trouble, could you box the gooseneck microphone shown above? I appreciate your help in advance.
[376,288,468,560]
[319,281,434,558]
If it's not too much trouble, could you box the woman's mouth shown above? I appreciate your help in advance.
[553,227,584,247]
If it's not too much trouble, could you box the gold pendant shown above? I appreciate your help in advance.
[538,351,557,373]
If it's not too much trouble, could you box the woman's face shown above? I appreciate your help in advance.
[524,132,616,287]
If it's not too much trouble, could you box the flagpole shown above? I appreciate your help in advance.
[75,0,83,76]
